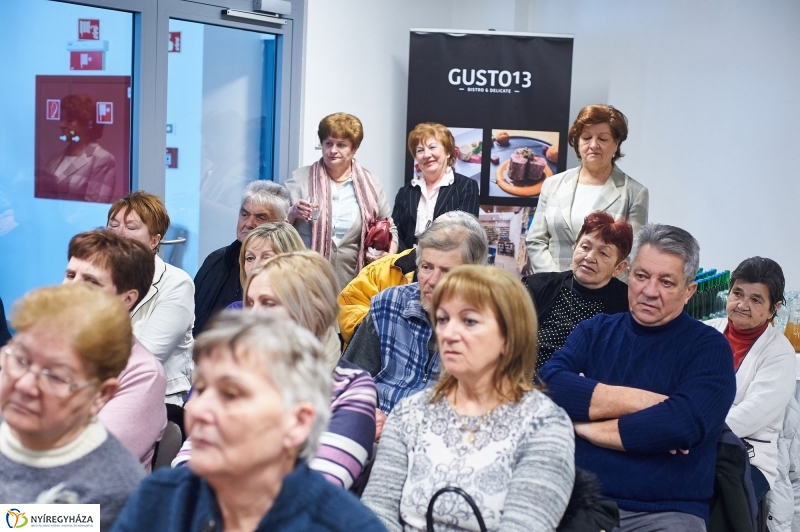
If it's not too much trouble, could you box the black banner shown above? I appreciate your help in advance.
[405,31,574,208]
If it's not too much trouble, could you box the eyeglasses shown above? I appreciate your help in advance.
[0,345,97,398]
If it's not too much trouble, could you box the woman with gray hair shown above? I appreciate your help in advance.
[112,311,384,531]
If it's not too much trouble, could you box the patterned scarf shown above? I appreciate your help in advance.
[308,158,381,272]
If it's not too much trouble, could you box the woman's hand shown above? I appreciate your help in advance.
[287,199,313,223]
[365,250,389,264]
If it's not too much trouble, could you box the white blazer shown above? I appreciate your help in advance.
[525,165,648,273]
[706,318,797,487]
[131,255,195,403]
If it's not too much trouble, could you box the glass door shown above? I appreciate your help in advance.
[163,18,278,275]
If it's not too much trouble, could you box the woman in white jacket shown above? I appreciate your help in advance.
[108,191,194,405]
[706,257,796,495]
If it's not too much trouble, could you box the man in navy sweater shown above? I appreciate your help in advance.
[540,224,736,531]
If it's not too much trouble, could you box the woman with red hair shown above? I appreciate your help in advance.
[524,211,633,370]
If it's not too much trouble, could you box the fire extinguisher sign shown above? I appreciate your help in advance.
[46,100,61,120]
[97,102,113,124]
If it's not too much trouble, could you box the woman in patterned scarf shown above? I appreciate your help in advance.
[285,113,397,290]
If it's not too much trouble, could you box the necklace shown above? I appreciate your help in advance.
[452,392,499,443]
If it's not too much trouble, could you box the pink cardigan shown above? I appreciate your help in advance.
[98,337,167,472]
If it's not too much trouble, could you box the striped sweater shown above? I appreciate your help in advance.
[172,359,377,491]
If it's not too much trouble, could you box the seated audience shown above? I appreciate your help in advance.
[227,221,306,310]
[391,122,480,251]
[175,251,377,490]
[540,223,736,530]
[524,211,631,370]
[705,257,796,495]
[342,212,488,438]
[107,191,194,405]
[193,180,290,335]
[113,311,384,531]
[63,229,167,472]
[0,284,144,529]
[362,265,574,531]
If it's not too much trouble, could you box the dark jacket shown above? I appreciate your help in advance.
[392,172,480,251]
[0,297,11,346]
[111,462,385,532]
[193,240,242,336]
[523,271,629,321]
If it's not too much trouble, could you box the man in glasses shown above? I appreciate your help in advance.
[62,229,167,472]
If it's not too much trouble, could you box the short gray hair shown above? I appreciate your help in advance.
[241,181,291,221]
[629,224,699,286]
[194,310,331,461]
[416,211,488,266]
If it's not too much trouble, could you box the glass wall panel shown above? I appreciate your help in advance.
[0,0,133,315]
[164,19,277,275]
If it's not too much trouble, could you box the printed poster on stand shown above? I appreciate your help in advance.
[406,30,573,276]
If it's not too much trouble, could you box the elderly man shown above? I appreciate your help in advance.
[342,212,488,436]
[540,224,736,531]
[193,180,290,335]
[63,229,167,472]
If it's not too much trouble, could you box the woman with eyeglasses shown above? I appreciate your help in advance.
[0,284,145,530]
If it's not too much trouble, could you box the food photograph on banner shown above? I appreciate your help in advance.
[489,129,560,200]
[448,127,482,192]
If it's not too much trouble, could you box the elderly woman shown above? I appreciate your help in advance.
[524,211,632,370]
[0,284,144,529]
[175,251,378,491]
[285,112,398,290]
[225,221,306,310]
[113,311,384,531]
[392,123,480,251]
[705,257,796,495]
[107,191,194,405]
[526,104,648,273]
[363,265,574,531]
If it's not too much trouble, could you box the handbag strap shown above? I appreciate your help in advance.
[426,486,487,532]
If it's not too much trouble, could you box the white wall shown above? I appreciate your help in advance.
[527,0,800,285]
[301,0,800,285]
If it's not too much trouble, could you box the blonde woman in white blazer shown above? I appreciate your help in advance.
[526,105,648,273]
[705,257,796,489]
[108,192,195,405]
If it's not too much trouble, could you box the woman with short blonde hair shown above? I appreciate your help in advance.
[237,222,305,289]
[363,265,575,531]
[0,284,144,530]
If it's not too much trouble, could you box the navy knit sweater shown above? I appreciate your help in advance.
[539,311,736,520]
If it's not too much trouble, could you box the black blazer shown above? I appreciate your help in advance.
[391,172,480,250]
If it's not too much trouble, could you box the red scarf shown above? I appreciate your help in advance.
[724,319,768,371]
[308,158,381,273]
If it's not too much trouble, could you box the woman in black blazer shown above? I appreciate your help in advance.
[392,123,480,250]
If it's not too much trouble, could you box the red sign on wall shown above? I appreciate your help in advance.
[168,32,182,53]
[70,51,104,71]
[166,148,179,169]
[78,19,100,40]
[97,102,113,124]
[46,100,61,120]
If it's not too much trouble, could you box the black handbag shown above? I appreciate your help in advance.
[426,486,487,532]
